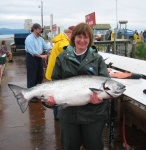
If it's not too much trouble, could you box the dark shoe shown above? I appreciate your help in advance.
[54,117,59,121]
[30,97,39,103]
[8,60,14,63]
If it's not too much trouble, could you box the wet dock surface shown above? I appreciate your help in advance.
[0,55,146,150]
[0,56,61,150]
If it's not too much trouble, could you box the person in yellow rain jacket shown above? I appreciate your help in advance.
[133,30,138,43]
[45,26,75,120]
[45,26,75,80]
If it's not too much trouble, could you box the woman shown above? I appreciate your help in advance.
[0,40,13,63]
[46,23,110,150]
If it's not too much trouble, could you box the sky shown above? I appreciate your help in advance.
[1,0,146,32]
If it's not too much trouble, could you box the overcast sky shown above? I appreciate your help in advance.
[1,0,146,32]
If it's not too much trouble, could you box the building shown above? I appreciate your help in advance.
[92,24,111,41]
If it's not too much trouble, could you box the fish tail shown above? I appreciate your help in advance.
[8,84,28,113]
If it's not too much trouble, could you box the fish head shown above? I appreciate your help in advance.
[103,79,126,98]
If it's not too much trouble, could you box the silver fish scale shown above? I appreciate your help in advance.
[8,75,126,113]
[23,75,125,106]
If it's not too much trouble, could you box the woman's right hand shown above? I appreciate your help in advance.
[45,96,56,106]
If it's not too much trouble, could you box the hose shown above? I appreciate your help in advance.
[122,108,130,150]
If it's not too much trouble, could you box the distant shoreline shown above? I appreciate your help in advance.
[0,34,14,39]
[0,37,14,41]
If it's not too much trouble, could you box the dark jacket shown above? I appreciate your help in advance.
[105,30,111,40]
[52,45,110,124]
[143,31,146,37]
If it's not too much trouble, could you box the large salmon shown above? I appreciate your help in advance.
[8,75,126,113]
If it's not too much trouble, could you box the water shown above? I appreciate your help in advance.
[0,34,14,39]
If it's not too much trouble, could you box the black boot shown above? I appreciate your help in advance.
[8,60,14,63]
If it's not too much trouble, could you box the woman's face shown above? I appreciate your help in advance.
[74,33,89,51]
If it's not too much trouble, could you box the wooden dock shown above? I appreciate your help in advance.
[99,51,146,133]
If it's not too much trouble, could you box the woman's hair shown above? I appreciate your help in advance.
[70,22,94,48]
[1,40,6,45]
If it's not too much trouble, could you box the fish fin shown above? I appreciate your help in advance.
[89,88,103,93]
[8,84,28,113]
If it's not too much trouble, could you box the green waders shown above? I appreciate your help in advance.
[59,120,106,150]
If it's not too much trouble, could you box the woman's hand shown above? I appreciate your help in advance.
[88,92,103,104]
[45,96,56,106]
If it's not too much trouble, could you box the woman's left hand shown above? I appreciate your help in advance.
[45,96,56,106]
[88,92,103,104]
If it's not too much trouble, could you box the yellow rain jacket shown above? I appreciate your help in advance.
[133,33,138,43]
[45,33,70,80]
